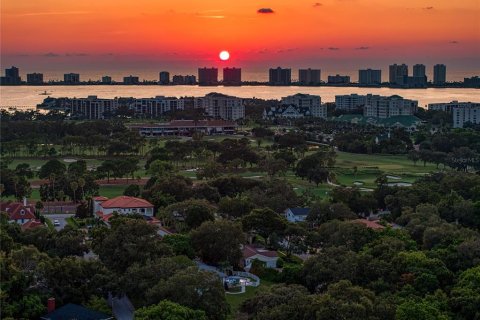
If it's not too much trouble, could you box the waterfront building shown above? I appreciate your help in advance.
[364,94,418,118]
[452,103,480,128]
[198,67,218,85]
[1,66,21,85]
[298,68,321,85]
[464,76,480,88]
[389,64,408,85]
[280,93,326,118]
[132,96,185,117]
[335,94,367,111]
[101,76,112,84]
[223,67,241,86]
[159,71,170,85]
[433,64,447,85]
[27,73,44,85]
[358,69,381,85]
[269,67,291,85]
[412,64,427,86]
[327,74,350,84]
[197,92,245,120]
[123,75,140,85]
[64,73,80,84]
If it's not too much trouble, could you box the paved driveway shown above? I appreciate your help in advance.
[44,213,74,231]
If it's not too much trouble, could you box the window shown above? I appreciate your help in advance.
[20,210,25,215]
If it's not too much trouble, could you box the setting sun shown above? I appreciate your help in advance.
[219,50,230,61]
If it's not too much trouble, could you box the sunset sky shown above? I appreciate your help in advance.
[1,0,479,80]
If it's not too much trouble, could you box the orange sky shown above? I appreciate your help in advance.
[1,0,479,78]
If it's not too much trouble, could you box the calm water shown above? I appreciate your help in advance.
[0,85,479,109]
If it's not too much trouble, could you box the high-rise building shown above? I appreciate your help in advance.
[27,73,44,85]
[1,66,22,85]
[124,75,140,84]
[412,64,427,87]
[269,67,291,85]
[198,67,218,85]
[433,64,447,85]
[464,76,480,88]
[327,74,350,84]
[298,68,321,85]
[223,67,241,86]
[358,69,382,85]
[64,73,80,84]
[389,64,408,84]
[452,103,480,128]
[159,71,170,85]
[101,76,112,84]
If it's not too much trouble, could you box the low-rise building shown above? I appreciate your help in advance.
[364,94,418,118]
[0,201,37,225]
[284,207,310,223]
[198,92,245,120]
[335,114,423,132]
[263,105,319,119]
[328,74,350,84]
[452,103,480,128]
[128,119,237,136]
[242,245,279,270]
[94,196,154,218]
[335,94,367,111]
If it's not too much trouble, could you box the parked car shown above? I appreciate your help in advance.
[53,219,60,226]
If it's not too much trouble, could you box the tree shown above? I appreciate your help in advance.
[135,300,207,320]
[396,299,449,320]
[162,234,195,258]
[307,201,356,225]
[241,284,313,320]
[145,268,229,320]
[92,218,173,272]
[190,220,245,266]
[449,265,480,320]
[313,280,377,320]
[124,184,141,197]
[161,199,215,232]
[38,159,66,179]
[407,150,420,166]
[148,160,174,177]
[218,196,254,218]
[242,208,287,240]
[70,181,79,202]
[15,163,34,179]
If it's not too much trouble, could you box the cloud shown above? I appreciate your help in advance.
[313,3,323,7]
[449,40,459,44]
[355,46,370,50]
[257,8,274,14]
[65,53,89,57]
[43,52,60,57]
[423,6,434,10]
[328,47,340,50]
[276,48,298,54]
[16,11,89,17]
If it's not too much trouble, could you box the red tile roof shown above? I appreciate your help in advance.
[353,219,385,230]
[243,245,278,259]
[0,202,36,221]
[21,219,44,231]
[93,196,109,201]
[100,196,153,209]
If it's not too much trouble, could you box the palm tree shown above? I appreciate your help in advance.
[77,177,86,200]
[70,181,79,203]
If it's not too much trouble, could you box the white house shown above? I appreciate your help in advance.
[242,245,279,270]
[94,196,154,217]
[284,208,310,223]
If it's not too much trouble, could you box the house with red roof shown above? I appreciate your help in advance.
[353,219,386,230]
[0,200,36,225]
[93,195,154,217]
[242,245,279,270]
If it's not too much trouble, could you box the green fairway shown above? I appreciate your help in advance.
[98,185,127,198]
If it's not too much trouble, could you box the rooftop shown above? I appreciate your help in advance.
[287,207,311,216]
[40,303,113,320]
[100,196,154,209]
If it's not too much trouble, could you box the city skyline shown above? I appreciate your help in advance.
[1,0,479,80]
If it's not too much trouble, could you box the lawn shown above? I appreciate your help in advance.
[226,279,274,318]
[98,185,127,198]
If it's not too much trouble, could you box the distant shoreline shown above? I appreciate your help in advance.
[0,82,478,89]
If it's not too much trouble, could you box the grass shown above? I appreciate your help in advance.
[98,185,126,198]
[226,279,274,318]
[66,217,79,228]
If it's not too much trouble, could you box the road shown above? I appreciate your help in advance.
[44,213,74,231]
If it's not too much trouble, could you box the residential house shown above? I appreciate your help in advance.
[94,196,154,218]
[40,302,113,320]
[242,245,279,270]
[284,207,310,223]
[0,200,37,225]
